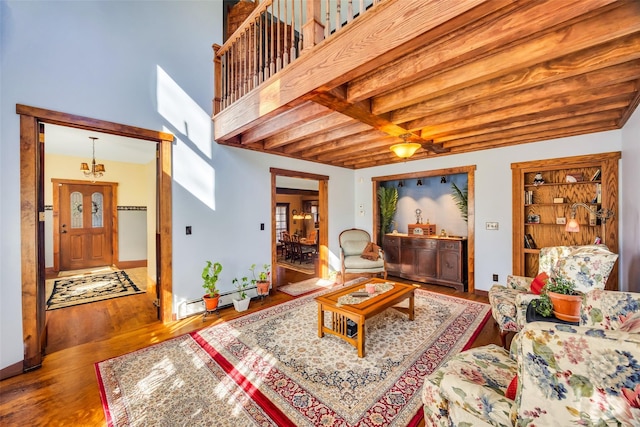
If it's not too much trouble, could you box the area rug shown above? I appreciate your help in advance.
[276,258,314,275]
[46,270,144,310]
[96,288,490,426]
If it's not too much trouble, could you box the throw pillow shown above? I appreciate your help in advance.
[530,272,549,295]
[619,312,640,333]
[505,375,518,400]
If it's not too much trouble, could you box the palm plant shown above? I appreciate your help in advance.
[378,186,398,240]
[451,182,468,222]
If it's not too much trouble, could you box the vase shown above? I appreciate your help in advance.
[256,281,270,295]
[549,291,582,322]
[203,294,220,311]
[233,298,250,312]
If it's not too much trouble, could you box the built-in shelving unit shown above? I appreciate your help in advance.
[511,152,620,290]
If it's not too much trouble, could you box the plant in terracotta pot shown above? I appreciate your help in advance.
[250,263,271,296]
[202,261,222,311]
[532,275,582,322]
[232,276,251,312]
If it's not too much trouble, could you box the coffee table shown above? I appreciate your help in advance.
[315,278,417,357]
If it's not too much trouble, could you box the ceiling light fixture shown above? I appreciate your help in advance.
[291,209,312,220]
[80,137,106,182]
[417,179,423,186]
[390,133,421,159]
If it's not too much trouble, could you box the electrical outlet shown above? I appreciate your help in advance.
[486,222,499,230]
[492,274,499,282]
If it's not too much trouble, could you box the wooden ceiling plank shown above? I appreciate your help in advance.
[348,0,615,103]
[409,80,636,133]
[301,131,392,158]
[391,34,640,124]
[241,102,333,145]
[372,1,640,115]
[262,112,354,149]
[282,122,373,154]
[409,61,640,132]
[433,97,631,143]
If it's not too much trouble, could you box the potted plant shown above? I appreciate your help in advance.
[232,276,251,312]
[378,186,398,242]
[250,263,271,295]
[531,275,582,322]
[202,261,222,311]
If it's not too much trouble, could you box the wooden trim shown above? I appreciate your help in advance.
[158,138,173,324]
[115,260,148,270]
[0,361,24,381]
[371,164,477,293]
[269,167,329,181]
[17,104,174,372]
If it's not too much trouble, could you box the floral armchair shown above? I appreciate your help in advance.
[422,289,640,426]
[488,245,618,346]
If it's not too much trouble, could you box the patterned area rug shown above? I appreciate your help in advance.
[96,289,490,426]
[46,270,144,310]
[278,277,336,296]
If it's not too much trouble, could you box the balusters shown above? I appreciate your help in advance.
[336,0,342,32]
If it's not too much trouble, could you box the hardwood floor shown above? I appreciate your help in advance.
[0,267,500,426]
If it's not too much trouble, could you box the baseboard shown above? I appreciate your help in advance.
[474,289,489,297]
[115,260,147,269]
[0,360,24,380]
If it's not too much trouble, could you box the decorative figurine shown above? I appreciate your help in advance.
[415,208,423,224]
[533,172,545,186]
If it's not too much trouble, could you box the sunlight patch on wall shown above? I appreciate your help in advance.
[174,136,216,210]
[156,65,212,158]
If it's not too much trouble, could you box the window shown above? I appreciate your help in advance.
[276,203,289,239]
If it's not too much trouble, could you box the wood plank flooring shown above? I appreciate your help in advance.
[0,267,501,426]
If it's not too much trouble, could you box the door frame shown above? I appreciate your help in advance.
[17,104,174,371]
[371,165,476,293]
[52,179,119,272]
[270,168,329,285]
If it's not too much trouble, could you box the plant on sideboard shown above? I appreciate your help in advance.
[378,186,398,241]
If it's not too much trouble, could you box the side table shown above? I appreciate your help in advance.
[526,301,579,326]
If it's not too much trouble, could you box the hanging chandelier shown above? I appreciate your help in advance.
[80,136,106,180]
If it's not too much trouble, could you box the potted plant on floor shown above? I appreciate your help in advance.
[202,261,222,311]
[232,276,251,312]
[531,275,582,322]
[250,263,271,296]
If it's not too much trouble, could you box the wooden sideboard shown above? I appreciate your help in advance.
[383,234,468,291]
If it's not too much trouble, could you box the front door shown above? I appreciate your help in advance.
[59,182,113,270]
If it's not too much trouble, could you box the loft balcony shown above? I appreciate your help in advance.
[212,0,640,169]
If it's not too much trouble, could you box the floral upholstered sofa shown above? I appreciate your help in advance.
[422,289,640,426]
[488,245,618,346]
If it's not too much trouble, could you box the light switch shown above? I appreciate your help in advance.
[486,222,499,230]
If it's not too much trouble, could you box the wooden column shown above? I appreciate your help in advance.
[302,0,324,53]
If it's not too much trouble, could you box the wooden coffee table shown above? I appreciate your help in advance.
[315,278,417,357]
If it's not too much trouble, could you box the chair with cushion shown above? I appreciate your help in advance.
[339,228,386,284]
[488,244,618,347]
[422,289,640,427]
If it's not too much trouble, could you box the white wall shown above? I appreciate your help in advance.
[354,130,625,292]
[0,0,354,370]
[621,107,640,292]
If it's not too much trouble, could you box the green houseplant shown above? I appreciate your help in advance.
[232,276,251,312]
[378,186,398,241]
[202,261,222,311]
[451,182,468,222]
[250,263,271,295]
[532,275,582,321]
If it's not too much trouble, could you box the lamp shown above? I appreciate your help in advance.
[390,134,421,159]
[80,137,106,181]
[417,179,423,186]
[292,210,312,220]
[565,202,614,244]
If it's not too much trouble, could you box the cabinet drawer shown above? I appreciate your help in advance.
[383,236,401,247]
[438,240,460,251]
[405,238,437,249]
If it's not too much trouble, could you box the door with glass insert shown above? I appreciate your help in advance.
[59,183,113,270]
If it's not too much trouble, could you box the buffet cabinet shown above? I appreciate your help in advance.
[383,234,467,291]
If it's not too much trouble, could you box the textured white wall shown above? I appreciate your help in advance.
[621,107,640,292]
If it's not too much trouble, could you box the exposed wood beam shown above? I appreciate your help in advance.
[282,122,372,154]
[262,112,354,149]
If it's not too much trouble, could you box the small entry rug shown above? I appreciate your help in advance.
[46,270,144,310]
[278,277,336,296]
[96,289,490,426]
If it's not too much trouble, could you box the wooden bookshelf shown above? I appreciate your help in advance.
[511,152,620,290]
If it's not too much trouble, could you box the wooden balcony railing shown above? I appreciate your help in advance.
[213,0,385,114]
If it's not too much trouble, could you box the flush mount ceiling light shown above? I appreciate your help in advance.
[390,134,421,159]
[80,136,106,182]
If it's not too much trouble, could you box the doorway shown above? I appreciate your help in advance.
[17,104,174,371]
[270,168,330,286]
